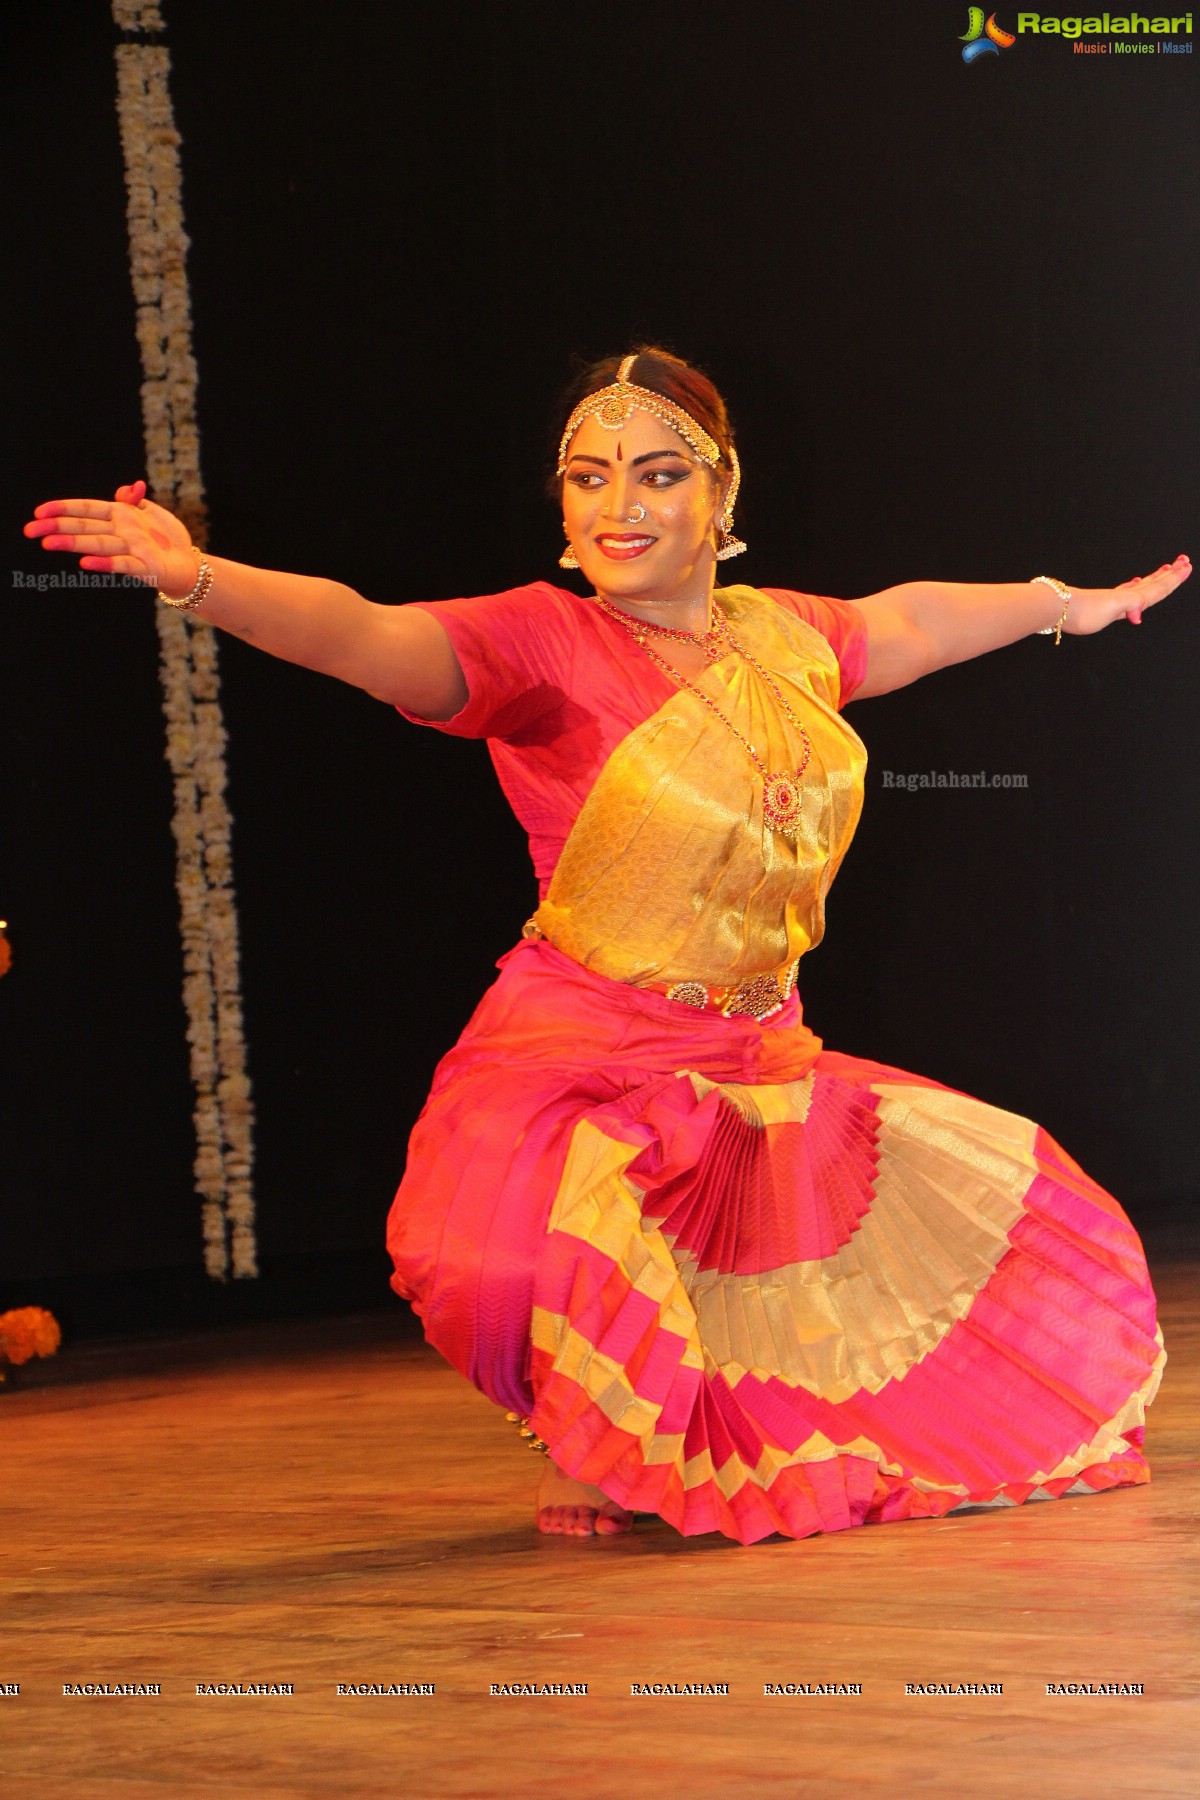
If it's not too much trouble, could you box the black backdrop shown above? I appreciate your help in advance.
[3,1,1197,1338]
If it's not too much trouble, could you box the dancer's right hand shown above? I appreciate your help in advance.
[23,479,199,598]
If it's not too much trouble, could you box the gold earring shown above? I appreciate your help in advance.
[714,505,746,561]
[559,525,579,570]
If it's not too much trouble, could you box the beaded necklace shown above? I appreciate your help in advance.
[592,596,730,664]
[593,594,813,837]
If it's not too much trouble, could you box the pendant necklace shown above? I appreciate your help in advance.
[593,594,813,837]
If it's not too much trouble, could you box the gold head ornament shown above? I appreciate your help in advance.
[556,354,746,561]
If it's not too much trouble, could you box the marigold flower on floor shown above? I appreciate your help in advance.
[0,1307,62,1367]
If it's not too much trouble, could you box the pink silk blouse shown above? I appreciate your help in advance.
[398,582,868,897]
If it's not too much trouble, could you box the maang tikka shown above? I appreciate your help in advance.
[557,354,747,568]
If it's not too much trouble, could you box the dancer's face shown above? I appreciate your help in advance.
[561,409,726,605]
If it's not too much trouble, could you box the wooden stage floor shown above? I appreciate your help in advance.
[2,1256,1197,1800]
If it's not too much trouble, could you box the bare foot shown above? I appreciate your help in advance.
[536,1461,634,1537]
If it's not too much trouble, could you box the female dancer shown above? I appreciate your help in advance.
[24,347,1186,1543]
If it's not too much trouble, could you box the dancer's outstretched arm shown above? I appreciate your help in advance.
[848,558,1191,699]
[22,480,467,719]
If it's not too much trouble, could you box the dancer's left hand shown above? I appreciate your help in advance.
[1076,553,1192,630]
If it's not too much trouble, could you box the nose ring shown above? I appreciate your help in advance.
[627,503,647,524]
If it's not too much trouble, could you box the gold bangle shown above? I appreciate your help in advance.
[1032,574,1072,646]
[158,545,213,611]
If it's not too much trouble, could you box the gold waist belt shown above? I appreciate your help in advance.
[522,918,798,1023]
[659,962,799,1021]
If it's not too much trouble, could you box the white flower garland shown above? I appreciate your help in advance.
[112,1,257,1279]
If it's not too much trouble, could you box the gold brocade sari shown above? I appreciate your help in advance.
[387,582,1164,1544]
[529,585,868,990]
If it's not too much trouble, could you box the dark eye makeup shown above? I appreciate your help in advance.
[566,464,691,490]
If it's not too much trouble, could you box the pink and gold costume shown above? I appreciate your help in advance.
[386,582,1164,1544]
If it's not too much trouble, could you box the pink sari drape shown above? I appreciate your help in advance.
[387,583,1163,1542]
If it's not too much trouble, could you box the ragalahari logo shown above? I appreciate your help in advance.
[960,8,1017,58]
